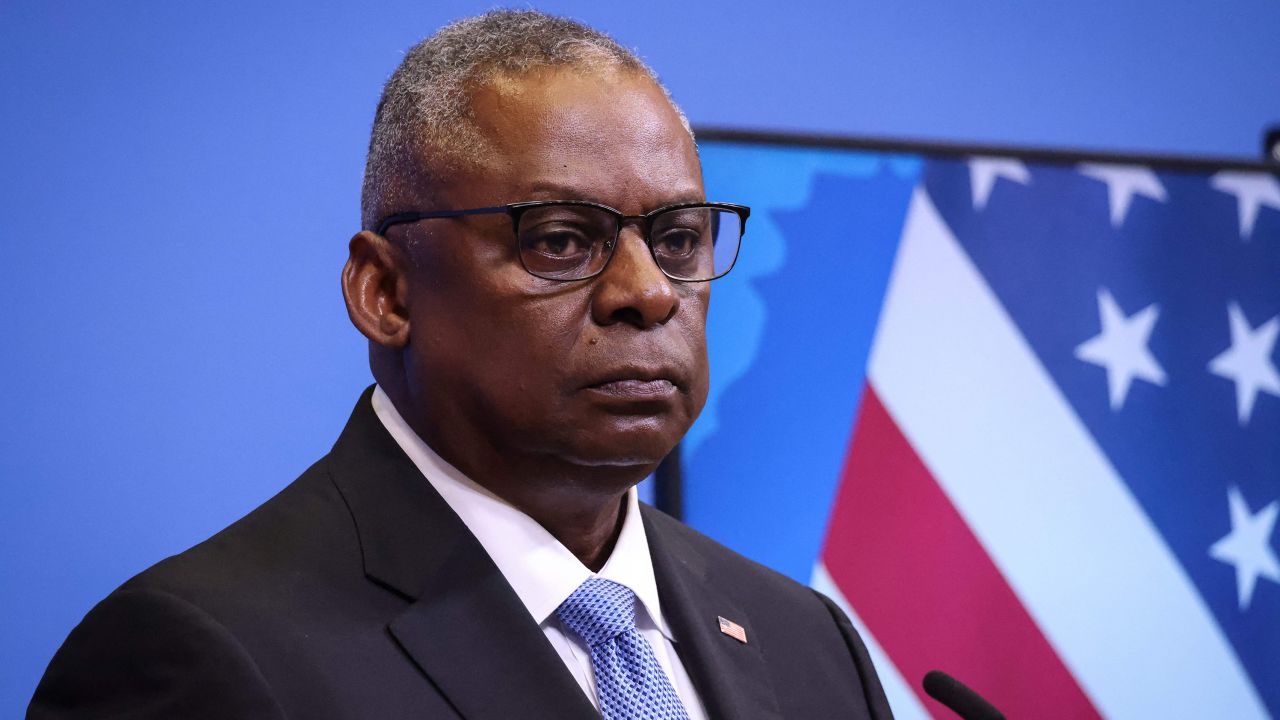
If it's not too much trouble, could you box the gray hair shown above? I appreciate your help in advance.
[360,9,693,230]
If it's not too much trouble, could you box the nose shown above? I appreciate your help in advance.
[589,227,679,329]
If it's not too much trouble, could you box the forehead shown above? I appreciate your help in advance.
[461,67,704,213]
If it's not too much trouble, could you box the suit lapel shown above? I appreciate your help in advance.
[643,507,784,720]
[387,551,598,720]
[327,387,597,720]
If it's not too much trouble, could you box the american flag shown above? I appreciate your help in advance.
[718,615,748,644]
[813,156,1280,718]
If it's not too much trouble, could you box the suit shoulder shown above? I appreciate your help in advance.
[29,586,285,719]
[119,454,360,615]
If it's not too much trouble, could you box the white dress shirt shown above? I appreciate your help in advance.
[372,387,708,719]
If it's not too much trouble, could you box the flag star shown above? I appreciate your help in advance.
[968,156,1031,210]
[1075,288,1167,410]
[1210,487,1280,610]
[1207,303,1280,425]
[1078,163,1168,227]
[1209,171,1280,240]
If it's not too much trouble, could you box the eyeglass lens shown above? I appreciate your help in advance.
[516,204,742,281]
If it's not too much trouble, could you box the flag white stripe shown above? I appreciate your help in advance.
[811,562,931,720]
[864,187,1266,719]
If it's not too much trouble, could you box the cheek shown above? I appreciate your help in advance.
[682,285,711,348]
[499,281,590,350]
[689,344,710,412]
[460,282,594,398]
[677,287,712,405]
[470,292,599,442]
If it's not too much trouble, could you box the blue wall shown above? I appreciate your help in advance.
[3,1,1278,714]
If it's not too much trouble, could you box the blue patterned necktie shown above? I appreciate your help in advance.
[556,576,692,720]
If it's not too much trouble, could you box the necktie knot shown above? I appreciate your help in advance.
[556,576,637,647]
[554,576,691,719]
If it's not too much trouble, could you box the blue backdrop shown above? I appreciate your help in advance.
[3,2,1279,715]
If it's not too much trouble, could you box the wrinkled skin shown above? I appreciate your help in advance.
[342,67,708,569]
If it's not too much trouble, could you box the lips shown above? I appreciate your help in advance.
[582,367,684,401]
[588,378,677,399]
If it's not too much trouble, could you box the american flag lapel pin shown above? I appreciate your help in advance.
[717,616,747,644]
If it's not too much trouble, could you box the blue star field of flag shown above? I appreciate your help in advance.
[924,157,1280,715]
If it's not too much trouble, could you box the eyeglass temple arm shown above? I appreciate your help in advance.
[375,205,511,236]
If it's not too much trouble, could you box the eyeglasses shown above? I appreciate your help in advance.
[375,200,750,282]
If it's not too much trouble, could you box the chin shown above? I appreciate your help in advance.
[559,442,672,470]
[556,426,681,471]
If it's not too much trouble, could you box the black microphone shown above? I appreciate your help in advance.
[922,670,1006,720]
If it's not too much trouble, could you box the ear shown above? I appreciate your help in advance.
[342,230,411,349]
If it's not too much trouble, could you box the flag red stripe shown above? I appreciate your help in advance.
[822,384,1101,719]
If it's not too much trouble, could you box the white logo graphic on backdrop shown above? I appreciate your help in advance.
[1079,164,1168,228]
[1210,172,1280,241]
[1075,288,1167,410]
[968,157,1031,210]
[1207,303,1280,426]
[1210,487,1280,611]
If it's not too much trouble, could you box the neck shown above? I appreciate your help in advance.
[456,460,640,571]
[528,491,629,572]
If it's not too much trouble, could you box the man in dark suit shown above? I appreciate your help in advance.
[30,11,893,719]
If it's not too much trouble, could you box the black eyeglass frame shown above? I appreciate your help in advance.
[374,200,751,282]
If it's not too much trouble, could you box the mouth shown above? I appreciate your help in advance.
[582,368,684,402]
[587,378,678,399]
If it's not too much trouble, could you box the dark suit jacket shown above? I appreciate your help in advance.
[30,388,894,719]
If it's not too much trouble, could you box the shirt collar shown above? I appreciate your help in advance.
[370,385,672,639]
